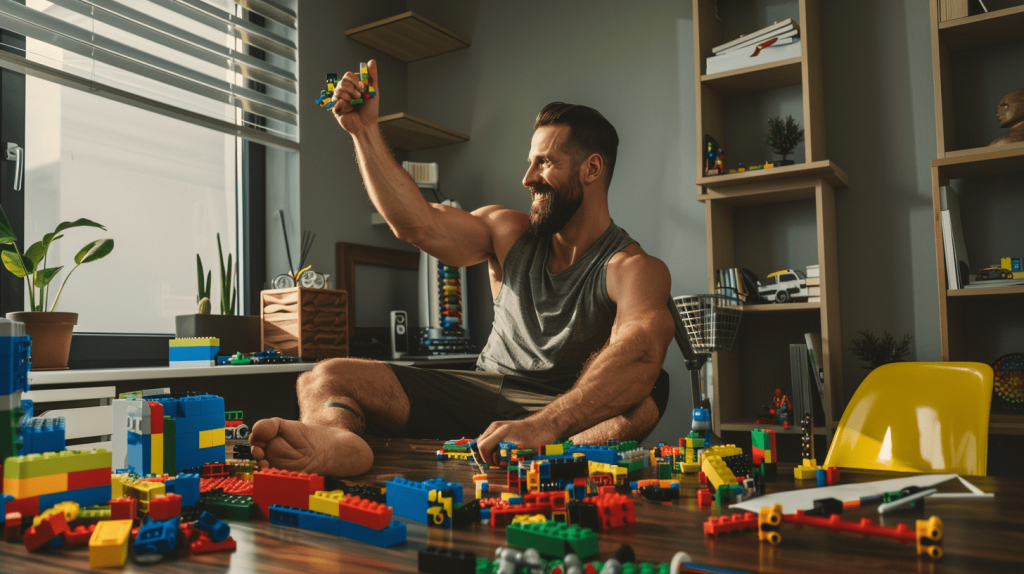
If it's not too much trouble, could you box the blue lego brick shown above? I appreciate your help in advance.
[197,444,226,466]
[151,397,181,418]
[338,517,406,548]
[165,473,200,507]
[39,484,112,510]
[19,416,66,455]
[0,336,31,396]
[817,467,827,487]
[177,413,223,434]
[177,395,223,418]
[566,445,619,465]
[386,478,463,524]
[195,511,230,542]
[269,505,341,536]
[168,346,219,361]
[19,399,32,418]
[126,431,151,475]
[135,515,181,555]
[199,395,225,416]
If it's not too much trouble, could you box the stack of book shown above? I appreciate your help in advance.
[805,265,820,302]
[940,186,971,289]
[715,268,749,304]
[705,19,801,75]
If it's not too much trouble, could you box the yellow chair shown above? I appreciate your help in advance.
[823,362,992,476]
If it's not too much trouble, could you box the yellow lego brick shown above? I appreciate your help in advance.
[680,462,702,473]
[34,501,80,527]
[501,492,521,501]
[3,471,68,498]
[89,520,133,568]
[701,455,737,489]
[3,449,112,479]
[703,444,742,459]
[793,461,818,480]
[544,444,564,456]
[309,490,345,517]
[199,427,226,449]
[133,480,165,501]
[151,433,163,475]
[168,337,220,347]
[764,450,773,464]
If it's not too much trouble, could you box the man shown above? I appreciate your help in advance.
[250,60,675,477]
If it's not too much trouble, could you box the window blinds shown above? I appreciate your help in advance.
[0,0,299,150]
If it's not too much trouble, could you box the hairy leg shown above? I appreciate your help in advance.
[250,359,411,477]
[569,396,661,445]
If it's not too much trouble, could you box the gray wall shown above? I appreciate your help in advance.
[296,0,966,443]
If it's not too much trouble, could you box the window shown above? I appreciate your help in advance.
[0,0,299,337]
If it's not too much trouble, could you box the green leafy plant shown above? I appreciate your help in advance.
[765,115,805,162]
[850,330,913,371]
[196,254,212,314]
[0,205,114,312]
[217,233,236,315]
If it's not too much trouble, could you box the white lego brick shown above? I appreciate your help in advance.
[169,360,216,368]
[0,390,23,411]
[0,317,26,337]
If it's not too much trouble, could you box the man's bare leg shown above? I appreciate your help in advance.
[569,396,660,445]
[249,358,410,477]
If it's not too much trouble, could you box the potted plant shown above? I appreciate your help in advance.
[765,115,804,166]
[0,206,114,369]
[850,330,913,371]
[175,234,260,356]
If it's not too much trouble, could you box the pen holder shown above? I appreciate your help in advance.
[261,287,348,360]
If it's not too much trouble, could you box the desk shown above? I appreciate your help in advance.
[1,438,1021,573]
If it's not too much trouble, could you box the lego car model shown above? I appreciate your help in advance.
[757,269,808,303]
[976,267,1013,281]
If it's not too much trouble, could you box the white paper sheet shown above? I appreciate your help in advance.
[730,474,959,513]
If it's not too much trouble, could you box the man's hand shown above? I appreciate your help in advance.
[332,59,379,136]
[475,417,563,466]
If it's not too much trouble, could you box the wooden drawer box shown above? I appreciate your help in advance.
[260,288,348,360]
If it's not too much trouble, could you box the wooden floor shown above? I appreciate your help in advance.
[2,437,1023,573]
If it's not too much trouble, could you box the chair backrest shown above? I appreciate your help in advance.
[823,362,993,476]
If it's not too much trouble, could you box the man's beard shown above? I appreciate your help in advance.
[529,177,583,238]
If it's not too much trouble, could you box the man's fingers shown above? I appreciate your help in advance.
[368,59,378,89]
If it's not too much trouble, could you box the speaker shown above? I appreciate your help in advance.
[390,310,409,359]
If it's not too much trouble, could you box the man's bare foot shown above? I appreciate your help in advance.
[249,417,374,477]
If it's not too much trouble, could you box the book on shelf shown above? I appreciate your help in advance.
[715,267,750,303]
[711,18,799,54]
[806,264,819,278]
[806,276,820,287]
[807,285,821,296]
[940,186,970,289]
[705,39,802,75]
[803,332,826,404]
[964,278,1024,288]
[807,296,820,303]
[789,344,811,426]
[715,29,799,55]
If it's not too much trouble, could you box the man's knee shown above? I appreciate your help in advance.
[297,358,361,400]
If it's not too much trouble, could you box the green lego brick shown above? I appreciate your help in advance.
[506,520,598,559]
[79,505,112,520]
[617,458,646,473]
[201,493,256,521]
[1,408,23,461]
[443,445,470,453]
[3,449,112,479]
[751,429,772,450]
[224,411,244,421]
[611,440,639,452]
[163,417,176,474]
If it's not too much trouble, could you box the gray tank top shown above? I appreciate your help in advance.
[476,221,637,392]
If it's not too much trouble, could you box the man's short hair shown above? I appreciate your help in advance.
[534,102,619,186]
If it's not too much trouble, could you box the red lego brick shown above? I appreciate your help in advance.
[148,401,164,434]
[697,488,712,508]
[698,471,707,485]
[584,492,635,530]
[524,491,565,512]
[201,463,229,479]
[591,474,614,487]
[64,523,96,546]
[826,466,841,485]
[23,512,69,552]
[751,446,765,465]
[190,533,237,554]
[201,476,254,495]
[783,510,916,542]
[598,485,617,495]
[337,495,393,530]
[489,504,550,529]
[253,469,324,519]
[68,467,111,490]
[703,512,758,536]
[5,511,22,541]
[6,496,39,518]
[110,497,138,520]
[149,493,182,520]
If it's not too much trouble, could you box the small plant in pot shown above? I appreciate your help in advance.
[765,114,804,166]
[176,233,259,356]
[850,330,913,371]
[0,206,114,369]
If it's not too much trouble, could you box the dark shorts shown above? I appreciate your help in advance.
[385,364,670,440]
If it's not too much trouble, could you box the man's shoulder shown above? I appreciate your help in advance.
[471,206,530,252]
[606,245,671,301]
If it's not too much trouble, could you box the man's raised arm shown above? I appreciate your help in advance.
[475,247,676,462]
[332,60,494,267]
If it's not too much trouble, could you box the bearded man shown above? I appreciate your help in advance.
[249,60,675,477]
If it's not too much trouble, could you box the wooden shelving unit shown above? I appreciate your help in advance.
[929,3,1024,434]
[345,12,470,63]
[378,113,469,151]
[693,0,846,438]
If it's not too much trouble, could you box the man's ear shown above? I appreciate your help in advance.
[581,153,604,185]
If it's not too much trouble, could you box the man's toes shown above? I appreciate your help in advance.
[249,417,283,443]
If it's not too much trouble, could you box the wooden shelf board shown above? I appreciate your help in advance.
[696,160,849,205]
[720,421,828,435]
[938,5,1024,51]
[933,144,1024,178]
[377,112,468,151]
[947,285,1024,298]
[740,301,821,313]
[345,11,470,63]
[990,412,1024,435]
[701,58,802,97]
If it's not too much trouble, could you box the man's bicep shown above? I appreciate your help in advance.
[410,205,514,268]
[608,253,675,347]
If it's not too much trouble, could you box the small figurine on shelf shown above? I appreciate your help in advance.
[765,114,804,166]
[990,89,1024,146]
[771,389,791,429]
[704,135,725,176]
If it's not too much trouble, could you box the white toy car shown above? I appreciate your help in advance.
[758,269,808,303]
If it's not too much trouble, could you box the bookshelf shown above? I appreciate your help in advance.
[692,0,847,438]
[929,2,1024,434]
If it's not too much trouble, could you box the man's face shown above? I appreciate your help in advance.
[997,92,1024,127]
[523,125,584,238]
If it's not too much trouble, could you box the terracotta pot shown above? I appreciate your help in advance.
[6,311,77,370]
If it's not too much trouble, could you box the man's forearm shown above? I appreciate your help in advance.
[350,127,432,239]
[531,336,664,439]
